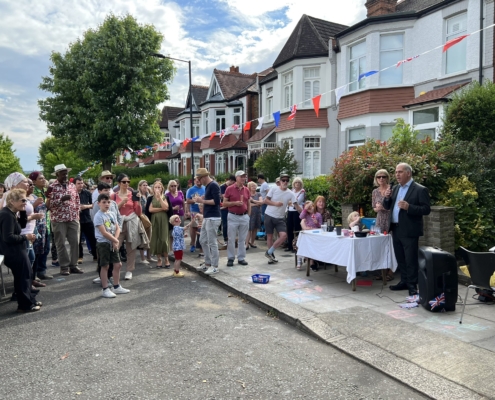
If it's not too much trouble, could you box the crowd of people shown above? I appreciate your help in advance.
[0,160,431,312]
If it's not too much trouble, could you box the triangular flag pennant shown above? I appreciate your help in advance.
[396,55,419,67]
[443,34,469,52]
[256,117,264,130]
[273,111,280,127]
[243,121,251,132]
[219,129,226,143]
[358,70,379,81]
[192,136,200,142]
[288,105,297,120]
[231,124,239,130]
[335,85,347,105]
[209,132,216,141]
[312,95,321,118]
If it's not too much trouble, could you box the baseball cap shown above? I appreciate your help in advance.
[235,170,246,177]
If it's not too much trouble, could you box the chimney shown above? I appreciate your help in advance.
[365,0,396,18]
[229,65,240,73]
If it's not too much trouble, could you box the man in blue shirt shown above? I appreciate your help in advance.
[383,163,430,296]
[185,177,205,252]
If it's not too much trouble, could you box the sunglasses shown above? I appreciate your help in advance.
[20,199,28,203]
[103,176,113,180]
[280,179,289,183]
[120,181,130,184]
[170,185,177,187]
[28,183,34,186]
[376,176,388,179]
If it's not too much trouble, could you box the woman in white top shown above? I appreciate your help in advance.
[285,177,305,253]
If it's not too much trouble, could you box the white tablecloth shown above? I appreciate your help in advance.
[296,230,397,283]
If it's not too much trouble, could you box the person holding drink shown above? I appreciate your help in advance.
[185,177,205,253]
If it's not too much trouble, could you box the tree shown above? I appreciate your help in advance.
[441,81,495,144]
[38,136,102,180]
[38,14,175,171]
[253,142,298,182]
[0,133,23,181]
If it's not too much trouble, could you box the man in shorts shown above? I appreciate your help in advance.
[263,172,301,264]
[185,177,205,252]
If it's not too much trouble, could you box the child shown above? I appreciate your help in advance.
[297,201,322,271]
[91,182,123,284]
[94,193,130,298]
[170,215,192,277]
[347,211,361,231]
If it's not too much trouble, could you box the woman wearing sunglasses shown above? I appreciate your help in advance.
[372,169,394,281]
[112,174,147,280]
[0,189,41,312]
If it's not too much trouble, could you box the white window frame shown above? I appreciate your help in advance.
[283,71,293,108]
[303,137,321,178]
[194,156,200,173]
[215,109,226,132]
[348,127,366,148]
[163,132,171,150]
[212,80,221,96]
[303,67,320,107]
[445,13,467,75]
[349,41,366,92]
[379,33,403,86]
[204,111,209,134]
[204,154,210,172]
[233,107,241,126]
[192,118,200,137]
[411,106,441,141]
[266,87,273,120]
[216,153,225,174]
[180,120,186,141]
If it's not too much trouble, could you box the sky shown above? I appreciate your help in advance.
[0,0,367,171]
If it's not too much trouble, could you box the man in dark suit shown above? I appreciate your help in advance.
[383,163,430,296]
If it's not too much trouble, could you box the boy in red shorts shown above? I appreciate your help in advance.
[169,215,191,278]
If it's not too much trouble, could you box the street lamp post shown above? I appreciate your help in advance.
[153,53,195,182]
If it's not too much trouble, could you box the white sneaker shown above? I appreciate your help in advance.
[102,288,116,298]
[140,259,150,265]
[196,263,208,272]
[93,277,101,284]
[113,285,130,294]
[205,267,219,275]
[124,272,132,280]
[148,257,158,262]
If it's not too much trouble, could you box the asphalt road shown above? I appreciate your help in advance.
[0,263,426,399]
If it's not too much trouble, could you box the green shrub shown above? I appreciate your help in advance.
[440,176,495,251]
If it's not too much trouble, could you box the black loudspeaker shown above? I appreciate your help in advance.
[418,246,458,311]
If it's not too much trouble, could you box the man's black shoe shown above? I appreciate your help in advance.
[238,260,248,266]
[390,281,408,291]
[407,284,418,296]
[227,259,234,267]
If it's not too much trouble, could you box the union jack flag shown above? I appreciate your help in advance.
[219,129,226,143]
[288,105,297,120]
[429,293,445,311]
[231,124,239,130]
[396,55,419,68]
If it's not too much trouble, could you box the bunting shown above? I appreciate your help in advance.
[273,111,280,127]
[256,117,264,130]
[358,70,378,81]
[209,131,216,141]
[443,35,469,52]
[288,105,297,121]
[312,95,321,118]
[219,129,226,143]
[396,55,419,67]
[335,85,347,105]
[244,121,251,132]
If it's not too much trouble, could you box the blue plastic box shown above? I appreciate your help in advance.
[361,218,376,230]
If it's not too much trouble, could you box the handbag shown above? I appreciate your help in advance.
[139,213,151,229]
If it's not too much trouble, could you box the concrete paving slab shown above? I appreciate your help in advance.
[459,303,495,322]
[471,336,495,352]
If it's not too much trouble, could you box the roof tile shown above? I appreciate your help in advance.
[275,109,329,132]
[213,69,257,100]
[403,83,469,107]
[246,126,276,142]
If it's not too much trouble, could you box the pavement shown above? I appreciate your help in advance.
[1,251,428,399]
[177,237,495,400]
